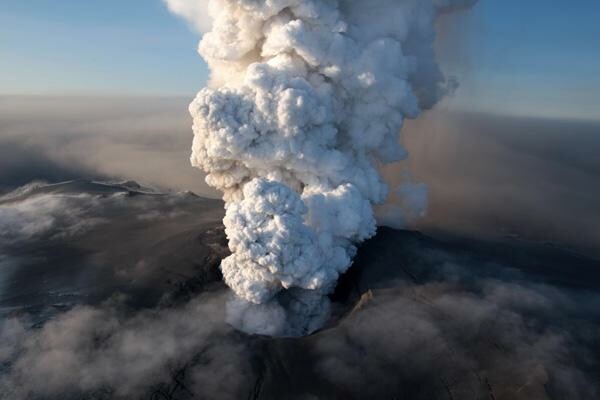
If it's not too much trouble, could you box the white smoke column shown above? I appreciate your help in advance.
[167,0,476,336]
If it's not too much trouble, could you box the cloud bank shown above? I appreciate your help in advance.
[0,292,254,400]
[2,95,599,256]
[1,207,598,399]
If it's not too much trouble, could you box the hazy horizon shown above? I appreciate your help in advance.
[2,94,598,257]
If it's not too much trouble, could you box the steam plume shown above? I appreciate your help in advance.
[169,0,476,336]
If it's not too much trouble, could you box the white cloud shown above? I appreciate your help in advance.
[163,0,212,33]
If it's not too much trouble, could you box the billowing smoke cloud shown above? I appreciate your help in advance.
[170,0,476,335]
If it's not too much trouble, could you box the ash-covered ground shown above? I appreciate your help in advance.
[1,180,598,399]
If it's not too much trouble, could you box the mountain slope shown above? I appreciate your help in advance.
[1,180,599,399]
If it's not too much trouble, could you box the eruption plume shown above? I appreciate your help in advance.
[167,0,476,336]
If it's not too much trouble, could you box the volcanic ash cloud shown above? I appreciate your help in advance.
[175,0,476,336]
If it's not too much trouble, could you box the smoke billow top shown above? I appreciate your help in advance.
[166,0,476,336]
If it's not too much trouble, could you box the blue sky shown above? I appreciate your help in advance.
[447,0,600,120]
[1,0,598,119]
[0,0,208,95]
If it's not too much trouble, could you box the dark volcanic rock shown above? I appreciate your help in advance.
[238,227,600,400]
[1,181,599,399]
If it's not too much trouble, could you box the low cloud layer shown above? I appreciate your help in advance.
[2,96,598,255]
[1,292,253,400]
[1,190,598,399]
[0,95,217,197]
